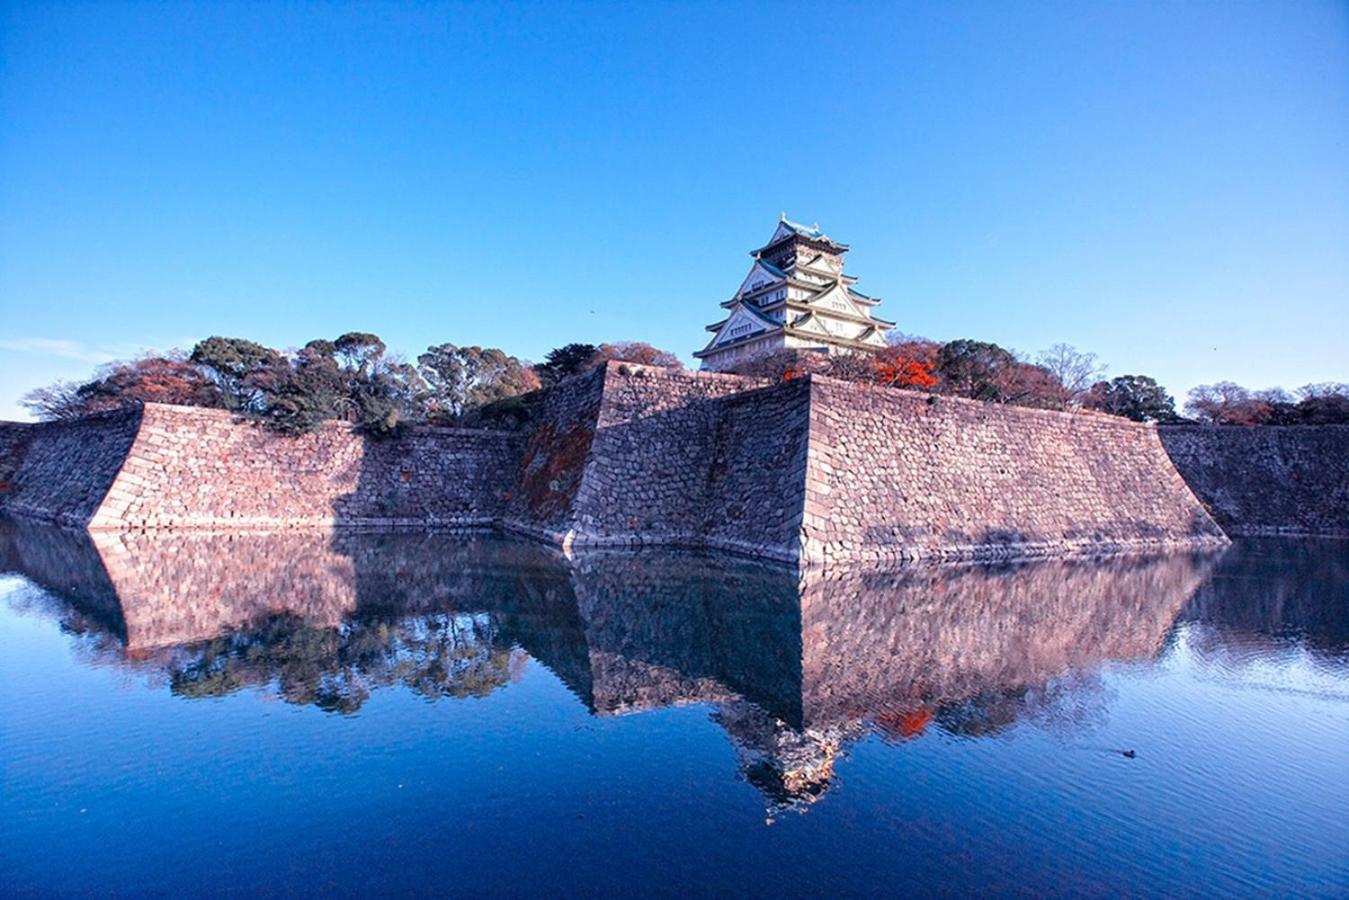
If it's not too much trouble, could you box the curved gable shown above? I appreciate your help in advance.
[736,260,786,298]
[805,283,867,319]
[706,302,780,349]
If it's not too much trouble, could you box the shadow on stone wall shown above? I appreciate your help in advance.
[560,378,811,557]
[1159,425,1349,536]
[0,408,142,528]
[326,427,524,528]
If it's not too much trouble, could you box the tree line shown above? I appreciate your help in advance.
[749,337,1347,425]
[21,331,1346,431]
[21,335,676,434]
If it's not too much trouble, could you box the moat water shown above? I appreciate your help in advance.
[0,523,1345,897]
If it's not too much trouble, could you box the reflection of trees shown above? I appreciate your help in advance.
[0,524,560,714]
[713,700,858,814]
[167,612,522,713]
[934,671,1111,739]
[3,521,1254,813]
[568,549,1214,812]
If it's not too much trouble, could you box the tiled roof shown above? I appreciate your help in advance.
[780,216,827,240]
[774,214,849,249]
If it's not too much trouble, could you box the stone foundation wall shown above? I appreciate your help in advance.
[701,379,813,561]
[10,364,1323,565]
[0,408,143,527]
[507,364,813,559]
[0,421,36,487]
[1159,425,1349,536]
[504,365,1228,563]
[0,404,522,530]
[509,366,607,542]
[568,366,771,549]
[802,377,1228,564]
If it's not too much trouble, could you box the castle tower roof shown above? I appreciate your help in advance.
[751,213,851,256]
[695,216,894,372]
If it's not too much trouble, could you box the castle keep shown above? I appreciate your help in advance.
[696,216,895,372]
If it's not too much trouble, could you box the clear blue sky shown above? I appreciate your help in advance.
[2,1,1346,419]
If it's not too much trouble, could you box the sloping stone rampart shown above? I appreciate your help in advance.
[701,379,813,561]
[0,408,143,527]
[0,421,36,487]
[1159,425,1349,536]
[508,366,607,543]
[1,404,521,530]
[802,377,1229,564]
[9,363,1329,564]
[512,366,1227,562]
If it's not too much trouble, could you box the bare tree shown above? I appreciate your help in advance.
[1185,381,1258,423]
[21,382,86,420]
[1036,344,1105,403]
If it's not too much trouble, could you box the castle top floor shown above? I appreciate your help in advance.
[751,215,850,274]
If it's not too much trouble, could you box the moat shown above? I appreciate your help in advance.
[1,523,1346,896]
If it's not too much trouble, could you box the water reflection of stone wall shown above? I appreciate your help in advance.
[568,553,805,720]
[0,521,125,638]
[3,522,1227,809]
[565,550,1214,808]
[87,531,354,648]
[795,555,1215,727]
[1177,538,1349,665]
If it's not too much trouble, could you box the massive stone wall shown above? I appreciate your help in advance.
[505,365,1228,563]
[0,422,35,487]
[801,377,1228,564]
[509,366,607,542]
[0,409,143,527]
[0,404,522,530]
[1159,425,1349,536]
[571,365,751,549]
[701,379,813,561]
[508,364,813,560]
[3,364,1306,565]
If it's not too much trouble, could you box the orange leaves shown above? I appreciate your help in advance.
[876,705,934,740]
[873,340,940,392]
[875,357,938,390]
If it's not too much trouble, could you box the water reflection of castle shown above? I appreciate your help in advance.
[2,524,1283,811]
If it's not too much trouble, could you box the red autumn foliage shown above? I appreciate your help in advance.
[896,707,933,738]
[23,355,226,420]
[873,341,939,391]
[875,357,938,390]
[876,706,934,740]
